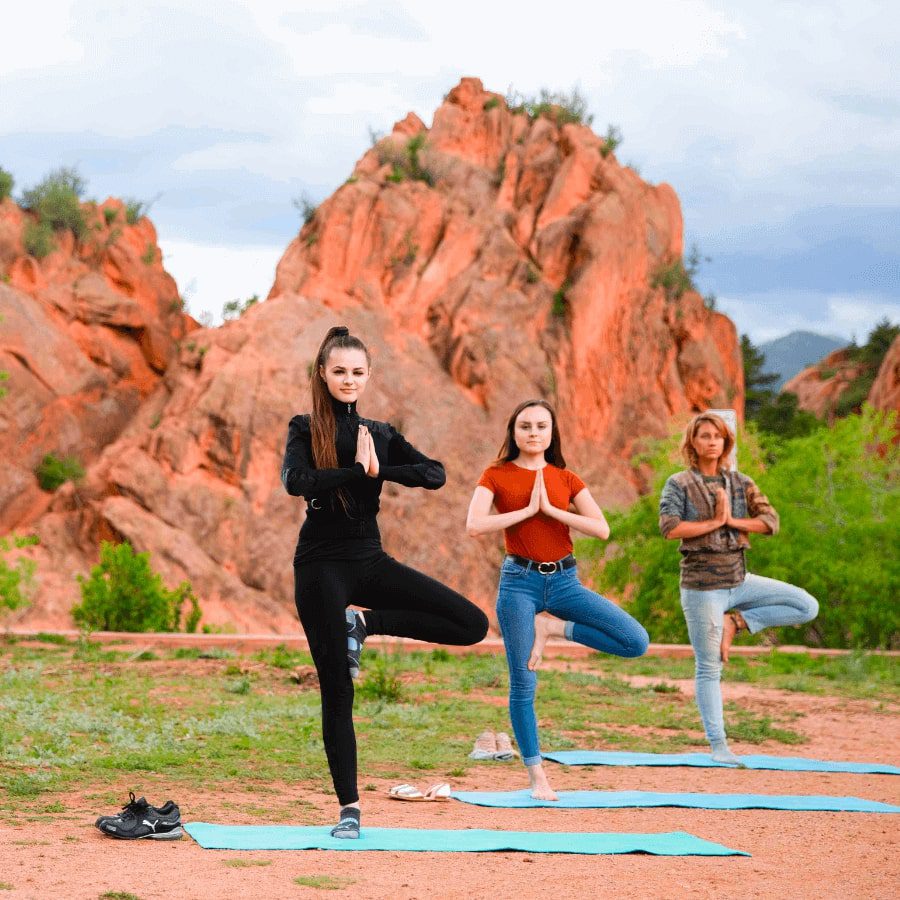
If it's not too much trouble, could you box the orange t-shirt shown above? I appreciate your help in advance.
[477,462,587,562]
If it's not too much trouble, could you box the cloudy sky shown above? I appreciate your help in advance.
[2,0,897,343]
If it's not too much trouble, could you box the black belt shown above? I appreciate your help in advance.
[507,554,576,575]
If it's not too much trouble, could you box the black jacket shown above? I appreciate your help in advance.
[281,398,445,540]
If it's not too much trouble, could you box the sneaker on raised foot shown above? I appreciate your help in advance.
[346,608,367,679]
[96,792,183,840]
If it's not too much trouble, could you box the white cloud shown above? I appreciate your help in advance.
[158,238,284,323]
[718,291,900,343]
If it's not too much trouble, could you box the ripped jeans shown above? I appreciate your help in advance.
[680,573,819,746]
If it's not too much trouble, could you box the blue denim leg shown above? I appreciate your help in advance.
[495,561,544,766]
[680,588,731,745]
[728,574,819,634]
[546,569,649,658]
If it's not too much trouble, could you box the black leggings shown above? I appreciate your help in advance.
[294,550,488,806]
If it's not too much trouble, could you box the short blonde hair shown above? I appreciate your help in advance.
[681,413,735,471]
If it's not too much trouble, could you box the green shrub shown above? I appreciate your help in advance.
[0,167,13,201]
[600,124,623,158]
[0,534,39,614]
[23,220,55,259]
[0,370,8,400]
[505,87,593,126]
[124,198,147,225]
[222,294,259,321]
[141,242,156,265]
[356,653,404,702]
[103,207,118,225]
[483,97,500,111]
[72,541,201,633]
[21,166,87,238]
[526,263,540,284]
[35,454,84,491]
[377,134,436,186]
[292,194,317,225]
[551,280,570,317]
[591,408,899,649]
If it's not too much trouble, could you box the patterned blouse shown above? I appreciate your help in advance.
[658,469,779,590]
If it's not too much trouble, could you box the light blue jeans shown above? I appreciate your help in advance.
[680,573,819,746]
[496,557,649,766]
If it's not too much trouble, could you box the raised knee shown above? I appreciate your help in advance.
[802,593,819,622]
[629,625,650,658]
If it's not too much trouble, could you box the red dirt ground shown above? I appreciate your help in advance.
[1,677,897,899]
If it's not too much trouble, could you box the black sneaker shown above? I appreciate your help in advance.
[346,609,367,679]
[95,792,183,840]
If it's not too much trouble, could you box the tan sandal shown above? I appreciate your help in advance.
[468,730,497,760]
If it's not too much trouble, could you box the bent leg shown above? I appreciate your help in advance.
[680,588,730,746]
[731,573,819,634]
[548,573,649,658]
[496,575,542,766]
[361,554,488,645]
[294,562,359,807]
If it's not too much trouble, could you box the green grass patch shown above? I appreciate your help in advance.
[293,875,354,890]
[222,858,272,868]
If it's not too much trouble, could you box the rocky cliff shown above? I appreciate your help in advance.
[5,78,742,631]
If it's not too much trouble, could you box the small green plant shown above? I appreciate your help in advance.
[390,230,418,269]
[551,280,570,318]
[72,541,201,633]
[505,87,593,126]
[600,124,623,158]
[356,653,403,702]
[222,294,259,321]
[0,167,13,201]
[35,454,85,491]
[1,534,39,614]
[23,220,55,259]
[103,207,118,225]
[124,198,147,225]
[292,193,318,225]
[225,676,252,695]
[293,875,353,890]
[0,370,8,400]
[141,243,156,265]
[651,244,708,303]
[483,96,500,111]
[21,166,87,238]
[222,859,271,868]
[526,263,540,284]
[99,893,142,900]
[378,134,436,186]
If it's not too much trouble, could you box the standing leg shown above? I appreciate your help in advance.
[494,567,557,800]
[293,562,361,823]
[360,554,488,645]
[680,588,740,764]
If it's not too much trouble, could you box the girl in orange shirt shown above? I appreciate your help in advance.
[467,399,649,800]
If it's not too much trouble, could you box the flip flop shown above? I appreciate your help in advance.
[389,784,426,801]
[423,782,451,802]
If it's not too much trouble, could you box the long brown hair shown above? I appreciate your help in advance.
[310,326,371,511]
[493,399,567,468]
[681,413,735,471]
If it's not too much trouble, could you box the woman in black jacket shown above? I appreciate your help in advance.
[282,325,488,838]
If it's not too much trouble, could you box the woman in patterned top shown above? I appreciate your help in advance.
[467,399,649,799]
[659,412,819,764]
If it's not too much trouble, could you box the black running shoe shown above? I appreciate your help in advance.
[95,792,183,840]
[346,609,367,679]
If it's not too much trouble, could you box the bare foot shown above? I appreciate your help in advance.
[527,765,559,801]
[720,612,746,663]
[528,616,563,670]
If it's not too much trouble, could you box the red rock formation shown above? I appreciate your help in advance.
[782,349,863,420]
[7,78,742,632]
[0,196,194,532]
[868,335,900,413]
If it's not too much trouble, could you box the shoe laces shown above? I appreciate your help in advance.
[120,791,150,819]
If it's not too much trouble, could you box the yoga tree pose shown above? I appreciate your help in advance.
[466,400,649,800]
[282,326,488,838]
[659,412,819,765]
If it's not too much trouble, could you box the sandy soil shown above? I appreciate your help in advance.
[1,683,897,899]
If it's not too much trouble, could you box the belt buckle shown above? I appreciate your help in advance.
[537,561,557,575]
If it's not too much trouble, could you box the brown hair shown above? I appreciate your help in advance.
[681,413,735,471]
[493,399,567,468]
[310,326,371,511]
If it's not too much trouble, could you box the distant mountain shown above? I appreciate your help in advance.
[759,331,846,390]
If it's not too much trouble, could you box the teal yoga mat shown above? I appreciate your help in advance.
[543,751,900,775]
[183,823,747,856]
[452,790,900,813]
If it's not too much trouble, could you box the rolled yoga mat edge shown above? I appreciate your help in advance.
[183,823,749,856]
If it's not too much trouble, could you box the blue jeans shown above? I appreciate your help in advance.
[680,573,819,746]
[496,557,649,766]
